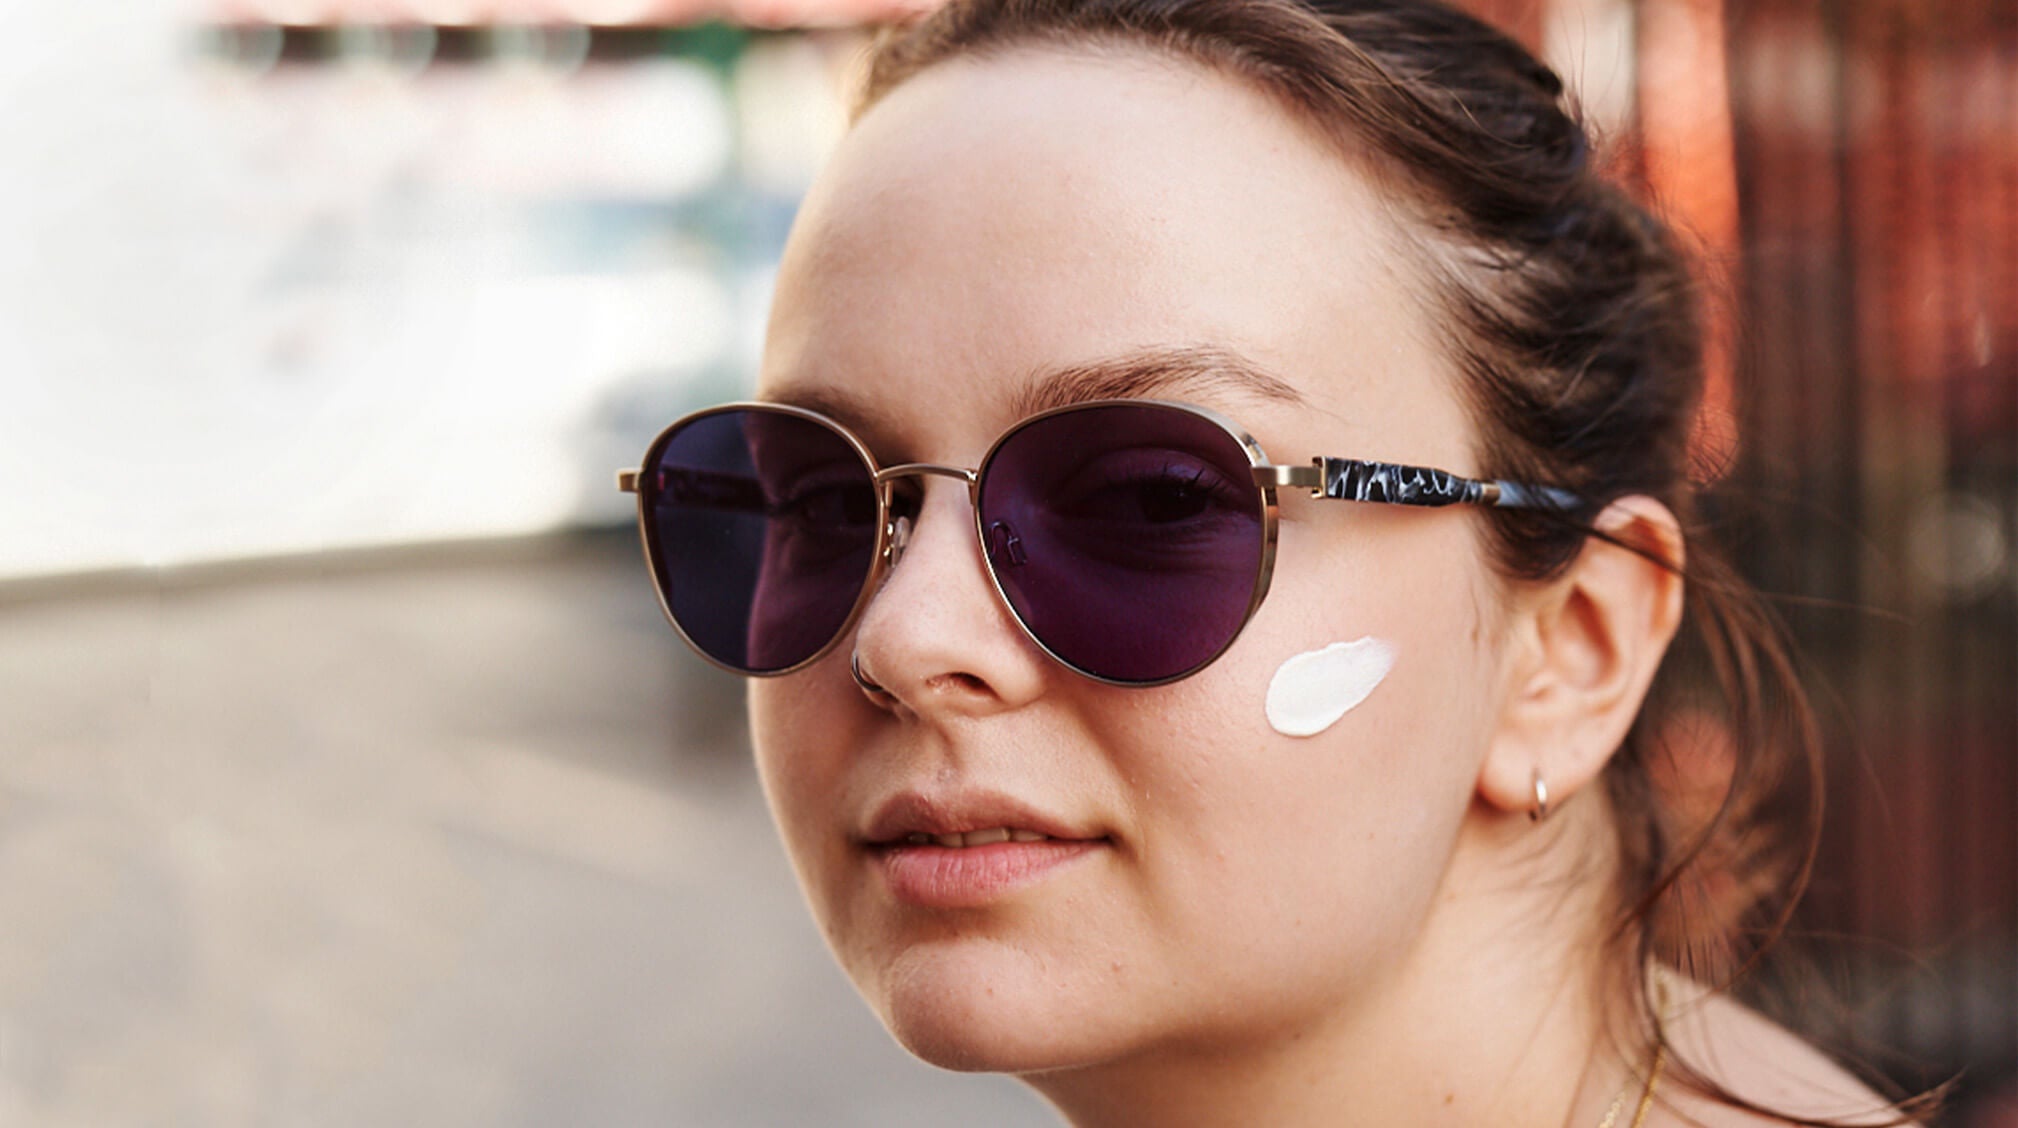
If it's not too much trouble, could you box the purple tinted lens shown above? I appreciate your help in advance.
[978,403,1266,683]
[645,408,878,674]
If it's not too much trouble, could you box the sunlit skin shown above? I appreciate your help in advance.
[740,45,1869,1128]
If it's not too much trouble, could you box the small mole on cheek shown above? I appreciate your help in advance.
[1444,1092,1456,1105]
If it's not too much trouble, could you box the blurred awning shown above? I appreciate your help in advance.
[202,0,940,27]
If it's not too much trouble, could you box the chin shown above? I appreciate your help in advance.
[862,938,1138,1075]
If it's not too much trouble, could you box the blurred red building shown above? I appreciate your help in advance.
[1492,1,2017,1112]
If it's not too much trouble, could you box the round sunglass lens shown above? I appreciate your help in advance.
[978,403,1267,683]
[645,409,879,674]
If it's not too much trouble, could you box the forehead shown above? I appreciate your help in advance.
[759,44,1466,464]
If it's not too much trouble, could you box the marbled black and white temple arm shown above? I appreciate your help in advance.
[1253,458,1582,511]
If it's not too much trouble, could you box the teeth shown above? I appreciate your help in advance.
[901,827,1051,848]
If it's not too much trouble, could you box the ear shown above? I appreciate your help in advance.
[1478,496,1686,818]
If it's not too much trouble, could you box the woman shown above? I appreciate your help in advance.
[621,0,1927,1123]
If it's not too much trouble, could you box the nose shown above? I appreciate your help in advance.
[849,472,1049,717]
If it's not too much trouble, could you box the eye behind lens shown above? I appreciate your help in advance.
[977,402,1269,684]
[646,406,880,676]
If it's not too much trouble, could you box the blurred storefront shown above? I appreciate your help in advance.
[2,5,871,578]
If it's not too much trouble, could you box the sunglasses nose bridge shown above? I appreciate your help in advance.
[872,463,981,570]
[874,463,978,488]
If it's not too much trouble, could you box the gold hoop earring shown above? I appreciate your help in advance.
[850,651,888,697]
[1529,769,1550,822]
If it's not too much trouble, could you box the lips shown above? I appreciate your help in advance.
[862,790,1108,908]
[897,827,1053,847]
[862,790,1098,847]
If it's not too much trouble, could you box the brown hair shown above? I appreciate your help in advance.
[849,0,1929,1121]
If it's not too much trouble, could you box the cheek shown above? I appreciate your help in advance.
[1232,516,1493,730]
[1123,521,1497,968]
[747,674,862,912]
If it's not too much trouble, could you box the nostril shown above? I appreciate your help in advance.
[927,672,989,694]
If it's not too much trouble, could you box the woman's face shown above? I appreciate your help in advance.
[750,47,1513,1073]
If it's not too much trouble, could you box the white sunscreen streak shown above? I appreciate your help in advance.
[1265,638,1397,738]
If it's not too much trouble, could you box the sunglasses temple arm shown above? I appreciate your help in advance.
[1265,457,1582,511]
[1486,479,1584,511]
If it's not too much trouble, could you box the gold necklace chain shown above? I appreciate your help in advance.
[1591,962,1677,1128]
[1592,1043,1666,1128]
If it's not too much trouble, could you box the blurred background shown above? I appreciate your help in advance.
[0,0,2010,1123]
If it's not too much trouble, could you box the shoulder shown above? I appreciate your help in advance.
[1647,976,1920,1128]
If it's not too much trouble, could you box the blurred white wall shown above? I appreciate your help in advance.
[0,4,849,580]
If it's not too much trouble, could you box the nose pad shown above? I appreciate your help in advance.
[986,520,1026,568]
[884,514,914,568]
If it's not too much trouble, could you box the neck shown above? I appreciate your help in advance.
[1024,796,1638,1128]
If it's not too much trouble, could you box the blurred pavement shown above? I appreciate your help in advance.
[0,531,1054,1127]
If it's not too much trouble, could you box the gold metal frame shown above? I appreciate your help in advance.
[617,397,1576,686]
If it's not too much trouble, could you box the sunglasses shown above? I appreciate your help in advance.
[618,399,1580,687]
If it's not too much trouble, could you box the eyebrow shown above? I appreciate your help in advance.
[759,383,906,458]
[761,344,1306,459]
[1009,345,1307,418]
